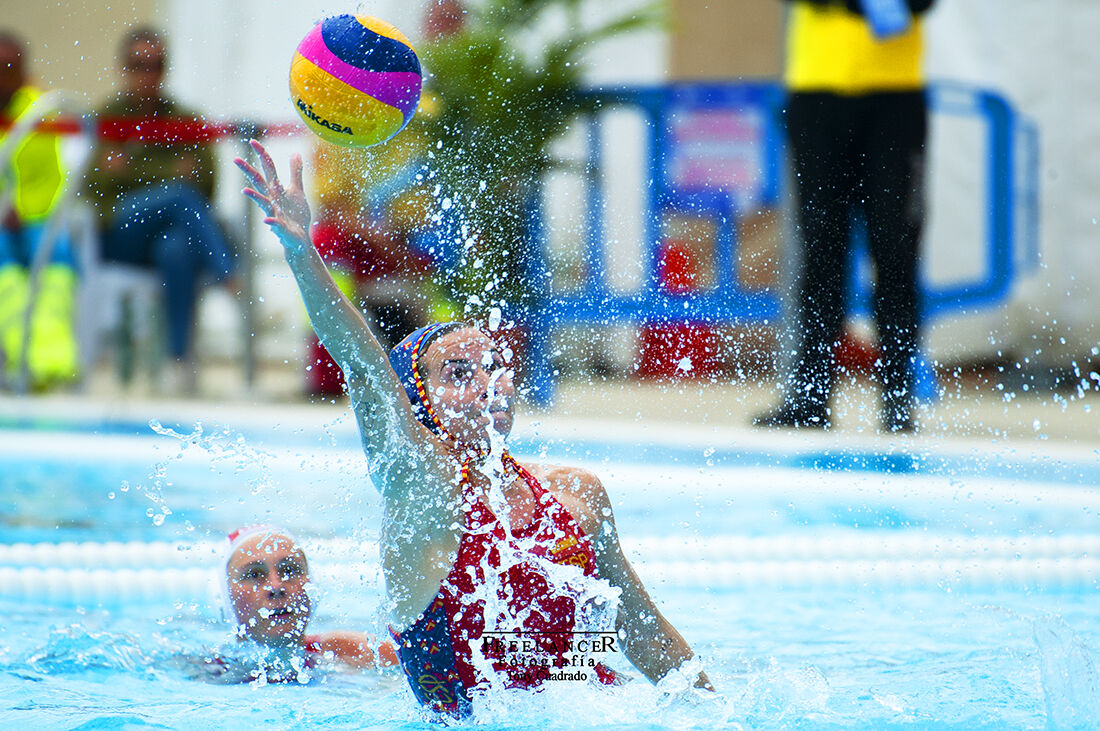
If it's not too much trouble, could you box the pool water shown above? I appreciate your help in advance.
[2,414,1099,729]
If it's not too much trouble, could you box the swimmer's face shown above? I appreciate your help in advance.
[421,327,515,446]
[226,533,311,647]
[122,39,165,97]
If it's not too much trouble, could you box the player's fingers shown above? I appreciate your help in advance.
[242,188,274,215]
[247,140,278,189]
[264,217,289,241]
[234,158,267,193]
[254,143,282,191]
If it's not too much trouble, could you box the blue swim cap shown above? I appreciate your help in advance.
[388,322,465,435]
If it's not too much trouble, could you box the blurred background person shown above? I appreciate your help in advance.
[305,139,440,398]
[756,0,936,433]
[83,27,236,395]
[0,30,79,391]
[302,1,465,399]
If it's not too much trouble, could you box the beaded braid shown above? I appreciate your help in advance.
[458,453,529,498]
[501,452,530,481]
[410,322,452,439]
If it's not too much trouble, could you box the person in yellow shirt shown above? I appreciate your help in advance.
[0,30,78,390]
[756,0,935,433]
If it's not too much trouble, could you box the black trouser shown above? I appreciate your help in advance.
[784,90,927,416]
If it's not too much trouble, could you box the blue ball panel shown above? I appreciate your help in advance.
[320,14,420,74]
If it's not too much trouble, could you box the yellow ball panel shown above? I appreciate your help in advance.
[289,54,406,148]
[354,14,415,50]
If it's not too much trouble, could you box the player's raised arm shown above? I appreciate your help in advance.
[234,140,418,445]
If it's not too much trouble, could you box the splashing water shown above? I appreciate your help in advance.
[149,420,277,497]
[456,376,626,717]
[1033,615,1100,729]
[26,625,156,678]
[8,408,1100,726]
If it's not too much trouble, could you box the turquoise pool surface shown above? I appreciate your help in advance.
[2,416,1099,729]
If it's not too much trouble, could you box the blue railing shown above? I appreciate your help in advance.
[524,81,1039,406]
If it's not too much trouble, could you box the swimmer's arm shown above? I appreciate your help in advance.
[610,550,713,690]
[234,141,424,439]
[555,468,714,691]
[235,143,382,380]
[306,631,399,670]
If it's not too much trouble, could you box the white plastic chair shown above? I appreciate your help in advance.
[71,203,164,382]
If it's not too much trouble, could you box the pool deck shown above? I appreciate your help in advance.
[2,359,1097,454]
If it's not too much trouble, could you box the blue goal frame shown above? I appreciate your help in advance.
[517,81,1038,406]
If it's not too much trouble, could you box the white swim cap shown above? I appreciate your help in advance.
[220,525,310,626]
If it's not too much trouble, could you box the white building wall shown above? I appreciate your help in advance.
[923,0,1100,367]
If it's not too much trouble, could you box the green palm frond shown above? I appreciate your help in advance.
[418,0,664,312]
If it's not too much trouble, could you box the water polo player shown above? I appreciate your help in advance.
[236,141,711,713]
[209,525,397,683]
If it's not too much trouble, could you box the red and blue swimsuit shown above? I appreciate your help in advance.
[392,459,617,716]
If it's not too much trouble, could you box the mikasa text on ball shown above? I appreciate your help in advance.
[289,14,422,148]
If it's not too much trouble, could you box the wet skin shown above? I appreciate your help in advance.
[226,533,311,648]
[418,327,554,530]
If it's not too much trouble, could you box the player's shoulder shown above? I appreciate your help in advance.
[527,463,603,495]
[525,462,610,532]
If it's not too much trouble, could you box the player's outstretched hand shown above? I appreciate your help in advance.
[234,139,312,255]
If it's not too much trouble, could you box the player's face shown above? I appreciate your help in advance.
[421,328,515,446]
[227,533,311,647]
